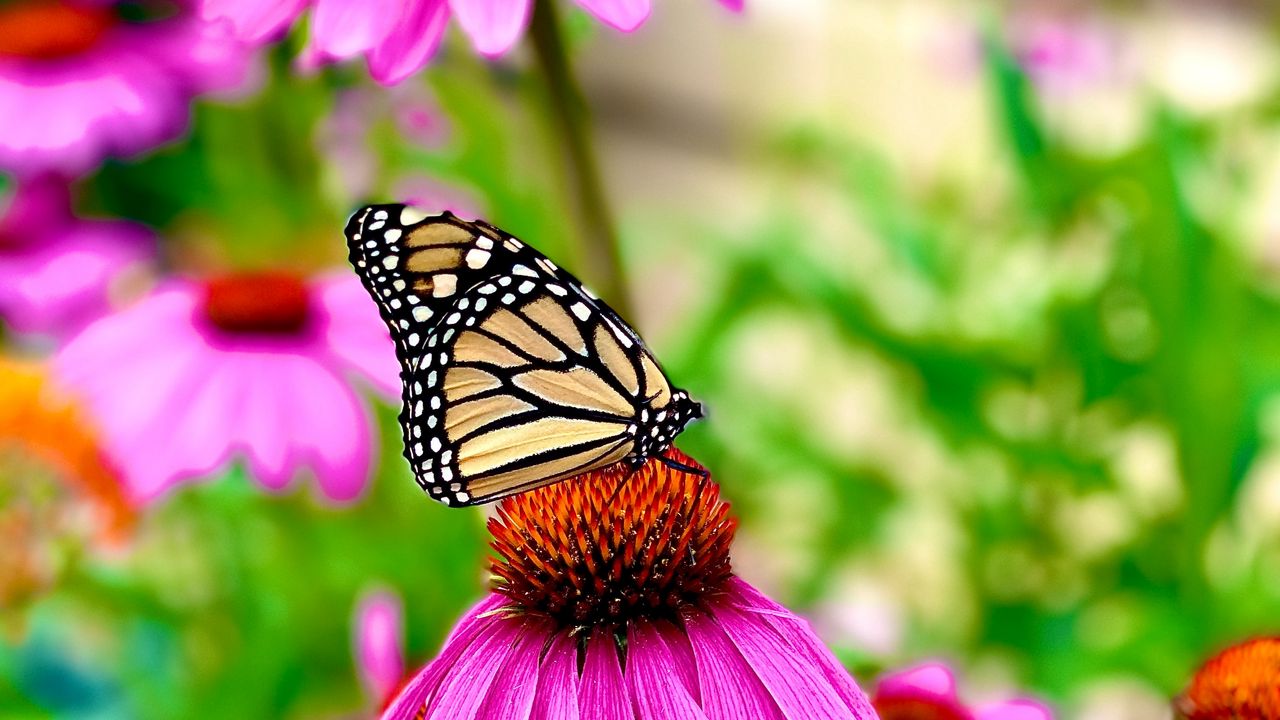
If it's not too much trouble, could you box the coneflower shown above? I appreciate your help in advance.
[382,449,879,719]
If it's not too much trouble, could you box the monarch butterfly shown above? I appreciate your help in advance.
[345,204,703,506]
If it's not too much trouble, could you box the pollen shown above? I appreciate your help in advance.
[1177,637,1280,720]
[488,449,735,630]
[202,272,312,335]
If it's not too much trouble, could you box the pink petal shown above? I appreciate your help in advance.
[573,0,650,33]
[530,631,579,720]
[422,615,540,720]
[577,629,630,720]
[368,0,451,85]
[447,0,532,57]
[355,589,406,703]
[308,0,401,60]
[717,0,743,11]
[200,0,309,43]
[711,603,858,719]
[473,617,550,720]
[625,622,708,720]
[266,356,374,502]
[876,662,961,704]
[977,699,1055,720]
[314,272,400,399]
[382,595,507,720]
[682,609,785,720]
[0,220,153,337]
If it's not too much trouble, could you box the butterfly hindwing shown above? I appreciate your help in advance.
[345,204,702,506]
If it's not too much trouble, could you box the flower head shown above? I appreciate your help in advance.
[383,450,878,719]
[204,0,742,85]
[1176,637,1280,720]
[0,176,153,337]
[54,271,399,503]
[0,0,250,175]
[0,357,133,609]
[873,663,1053,720]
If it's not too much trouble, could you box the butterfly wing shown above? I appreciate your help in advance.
[346,204,690,506]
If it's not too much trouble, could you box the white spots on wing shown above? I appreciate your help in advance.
[407,332,420,346]
[398,319,409,330]
[570,302,591,321]
[384,228,402,243]
[389,298,401,309]
[536,257,558,274]
[547,284,567,297]
[381,255,399,270]
[430,437,442,453]
[518,280,536,294]
[446,312,461,325]
[474,298,488,312]
[501,293,516,305]
[478,284,496,295]
[431,396,441,410]
[476,236,494,250]
[606,316,633,347]
[498,277,512,287]
[368,220,385,231]
[412,382,423,394]
[433,273,457,297]
[456,491,470,504]
[364,240,377,249]
[466,248,491,269]
[392,279,407,291]
[504,238,522,252]
[412,306,433,323]
[400,206,428,225]
[512,264,537,278]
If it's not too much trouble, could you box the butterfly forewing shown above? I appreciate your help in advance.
[345,204,701,506]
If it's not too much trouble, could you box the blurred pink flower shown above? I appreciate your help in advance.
[204,0,743,84]
[873,663,1053,720]
[55,271,400,503]
[354,588,407,707]
[0,1,251,176]
[383,454,878,720]
[0,177,153,337]
[1008,15,1122,94]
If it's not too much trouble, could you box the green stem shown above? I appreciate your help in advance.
[528,0,632,319]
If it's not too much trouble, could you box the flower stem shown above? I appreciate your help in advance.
[528,0,631,319]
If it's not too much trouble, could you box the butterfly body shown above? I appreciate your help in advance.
[345,204,702,506]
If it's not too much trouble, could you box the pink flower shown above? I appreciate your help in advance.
[54,271,400,503]
[204,0,743,85]
[355,588,407,707]
[0,176,153,337]
[873,662,1053,720]
[0,0,250,176]
[383,452,879,720]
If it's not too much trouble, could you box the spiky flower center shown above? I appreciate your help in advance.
[488,449,735,631]
[1177,637,1280,720]
[202,273,312,336]
[0,1,114,60]
[873,699,973,720]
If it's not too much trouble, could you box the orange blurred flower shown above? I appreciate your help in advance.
[0,357,132,610]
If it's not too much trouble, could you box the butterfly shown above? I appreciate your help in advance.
[345,204,703,506]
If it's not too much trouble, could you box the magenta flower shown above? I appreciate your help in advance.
[382,451,878,720]
[204,0,742,85]
[873,663,1053,720]
[355,588,407,707]
[54,271,400,503]
[0,0,250,176]
[0,176,153,337]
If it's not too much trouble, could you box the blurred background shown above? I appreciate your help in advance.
[2,0,1279,717]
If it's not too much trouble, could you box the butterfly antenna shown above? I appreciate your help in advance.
[605,464,638,506]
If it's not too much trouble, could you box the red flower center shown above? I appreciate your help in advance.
[202,272,313,336]
[873,697,973,720]
[488,449,736,631]
[0,1,115,60]
[1177,637,1280,720]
